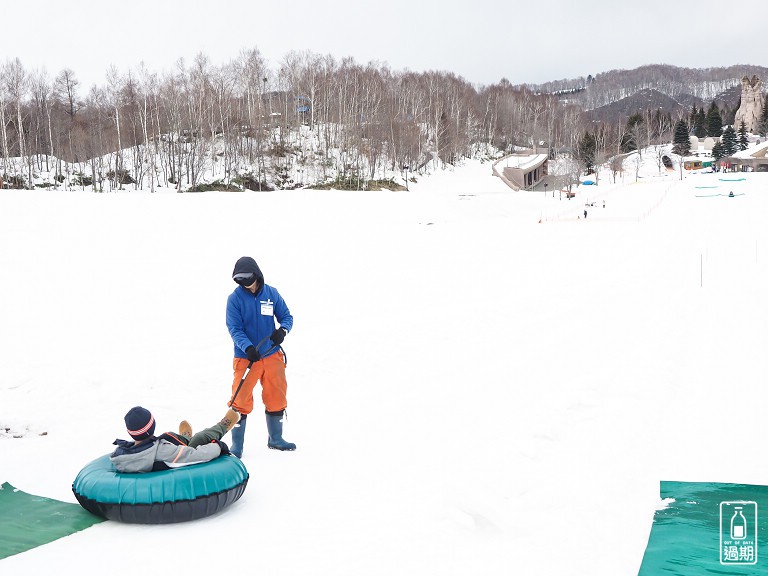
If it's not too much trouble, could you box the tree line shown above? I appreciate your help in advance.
[0,51,758,191]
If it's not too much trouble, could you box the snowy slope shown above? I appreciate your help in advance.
[2,152,768,575]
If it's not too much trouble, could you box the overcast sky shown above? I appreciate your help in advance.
[6,0,762,91]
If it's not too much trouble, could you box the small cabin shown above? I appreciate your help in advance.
[683,159,713,170]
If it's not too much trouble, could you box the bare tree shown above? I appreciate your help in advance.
[105,65,125,189]
[628,121,644,158]
[136,63,159,192]
[654,145,669,175]
[5,58,29,184]
[559,153,582,193]
[29,70,54,174]
[54,68,81,121]
[0,79,9,178]
[632,153,643,182]
[610,154,624,183]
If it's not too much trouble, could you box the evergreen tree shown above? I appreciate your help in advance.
[672,119,691,156]
[722,99,738,127]
[578,131,597,174]
[619,132,633,153]
[622,112,643,152]
[721,125,738,156]
[692,107,707,138]
[760,95,768,137]
[712,141,725,161]
[738,120,749,150]
[706,102,723,137]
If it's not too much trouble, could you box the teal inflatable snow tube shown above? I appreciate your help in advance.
[72,454,248,523]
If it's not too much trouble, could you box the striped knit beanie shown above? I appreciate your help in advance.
[124,406,156,440]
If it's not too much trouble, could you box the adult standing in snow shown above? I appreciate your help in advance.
[226,256,295,455]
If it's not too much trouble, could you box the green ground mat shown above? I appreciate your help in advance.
[638,481,768,575]
[0,481,105,559]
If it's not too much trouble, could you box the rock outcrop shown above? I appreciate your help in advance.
[733,75,763,134]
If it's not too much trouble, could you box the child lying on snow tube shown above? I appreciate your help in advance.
[111,405,239,472]
[73,407,247,523]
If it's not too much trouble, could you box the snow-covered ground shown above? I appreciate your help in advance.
[2,148,768,575]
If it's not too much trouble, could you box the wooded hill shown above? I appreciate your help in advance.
[531,64,768,125]
[0,55,764,191]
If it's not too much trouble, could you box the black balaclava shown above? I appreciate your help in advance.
[232,256,264,291]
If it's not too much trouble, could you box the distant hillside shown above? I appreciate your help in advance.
[585,88,685,123]
[585,84,745,125]
[530,64,768,124]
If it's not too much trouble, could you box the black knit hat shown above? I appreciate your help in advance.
[124,406,156,440]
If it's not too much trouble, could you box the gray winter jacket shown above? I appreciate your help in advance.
[110,435,223,473]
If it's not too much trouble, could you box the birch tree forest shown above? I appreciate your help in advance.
[0,51,751,191]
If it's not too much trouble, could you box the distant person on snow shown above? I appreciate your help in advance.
[584,209,588,219]
[110,406,238,473]
[226,256,295,455]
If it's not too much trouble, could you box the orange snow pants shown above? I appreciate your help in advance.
[230,351,287,415]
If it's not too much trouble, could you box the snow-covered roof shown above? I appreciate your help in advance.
[505,153,548,170]
[732,139,768,159]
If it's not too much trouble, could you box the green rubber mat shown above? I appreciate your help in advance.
[638,481,768,575]
[0,481,105,559]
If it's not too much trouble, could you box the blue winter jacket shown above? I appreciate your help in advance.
[226,284,293,359]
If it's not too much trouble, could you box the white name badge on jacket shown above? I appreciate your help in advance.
[260,300,274,316]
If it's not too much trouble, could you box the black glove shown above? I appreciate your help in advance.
[270,327,287,346]
[245,345,261,362]
[213,439,230,456]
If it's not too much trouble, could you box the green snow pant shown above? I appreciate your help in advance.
[187,422,229,447]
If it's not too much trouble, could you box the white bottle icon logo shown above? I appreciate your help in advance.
[731,507,747,540]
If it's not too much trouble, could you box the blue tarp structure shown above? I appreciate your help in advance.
[0,482,104,559]
[638,481,768,575]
